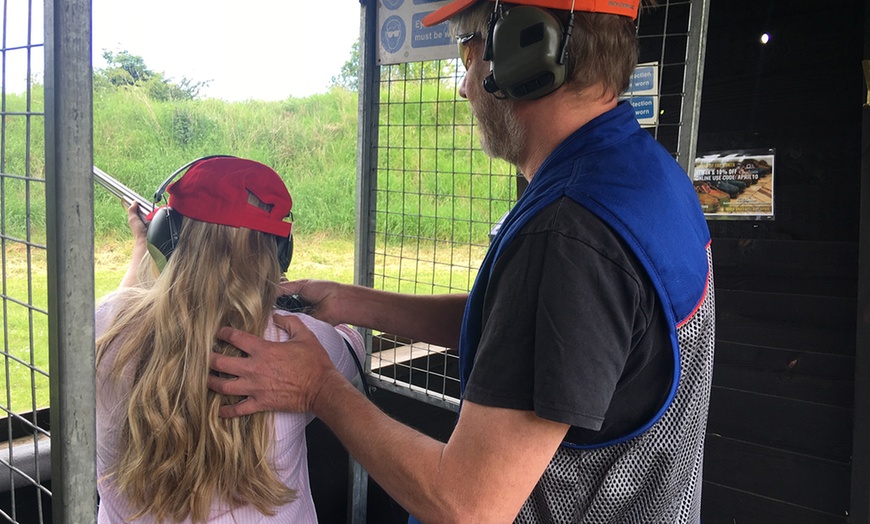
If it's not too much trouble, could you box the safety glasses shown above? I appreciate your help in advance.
[456,31,480,70]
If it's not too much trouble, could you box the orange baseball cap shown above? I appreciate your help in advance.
[421,0,640,27]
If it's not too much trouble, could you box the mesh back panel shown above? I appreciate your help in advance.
[516,247,715,523]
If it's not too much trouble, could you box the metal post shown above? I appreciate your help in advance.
[676,0,711,174]
[851,51,870,524]
[348,0,381,522]
[44,0,96,522]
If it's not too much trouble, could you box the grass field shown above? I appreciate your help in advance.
[0,74,501,414]
[1,233,358,412]
[2,231,486,411]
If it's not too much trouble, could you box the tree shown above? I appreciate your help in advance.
[331,40,360,91]
[330,40,459,91]
[101,50,155,86]
[96,50,210,101]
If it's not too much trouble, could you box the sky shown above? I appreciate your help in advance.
[92,0,363,101]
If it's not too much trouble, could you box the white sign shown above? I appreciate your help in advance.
[378,0,457,65]
[620,62,660,128]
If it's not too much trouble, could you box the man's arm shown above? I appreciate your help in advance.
[209,315,568,523]
[283,280,467,349]
[319,379,567,523]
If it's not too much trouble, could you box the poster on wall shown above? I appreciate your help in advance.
[692,149,775,219]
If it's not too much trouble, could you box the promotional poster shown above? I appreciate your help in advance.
[693,150,775,219]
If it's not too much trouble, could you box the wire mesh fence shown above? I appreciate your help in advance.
[0,0,50,521]
[362,0,707,411]
[365,58,516,410]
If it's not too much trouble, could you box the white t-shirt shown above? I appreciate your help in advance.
[95,295,365,523]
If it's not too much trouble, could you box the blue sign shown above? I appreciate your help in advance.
[411,13,453,48]
[383,0,404,10]
[628,96,656,120]
[629,65,656,94]
[381,15,406,54]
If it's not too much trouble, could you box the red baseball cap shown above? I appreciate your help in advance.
[422,0,640,27]
[166,157,293,238]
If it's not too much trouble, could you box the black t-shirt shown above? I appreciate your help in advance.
[463,197,673,446]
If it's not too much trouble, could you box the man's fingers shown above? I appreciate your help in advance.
[218,398,260,418]
[208,369,266,418]
[216,326,265,356]
[271,312,306,335]
[209,351,246,377]
[207,372,245,396]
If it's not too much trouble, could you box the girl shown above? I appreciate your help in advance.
[95,157,363,523]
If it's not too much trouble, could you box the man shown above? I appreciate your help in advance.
[209,0,715,522]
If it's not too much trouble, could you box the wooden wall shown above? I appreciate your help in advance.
[698,0,865,522]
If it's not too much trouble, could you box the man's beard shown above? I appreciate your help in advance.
[472,91,525,167]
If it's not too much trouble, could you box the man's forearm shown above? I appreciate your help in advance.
[313,370,462,522]
[311,369,565,524]
[338,285,467,348]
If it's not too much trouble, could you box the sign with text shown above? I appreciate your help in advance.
[693,149,776,219]
[378,0,456,65]
[619,62,659,127]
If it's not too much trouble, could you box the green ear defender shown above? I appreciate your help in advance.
[483,6,571,100]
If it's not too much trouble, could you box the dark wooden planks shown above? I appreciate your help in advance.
[707,386,852,462]
[711,238,858,297]
[702,482,848,524]
[703,435,850,518]
[716,290,856,355]
[713,341,853,407]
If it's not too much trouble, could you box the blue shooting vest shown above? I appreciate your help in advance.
[461,100,710,441]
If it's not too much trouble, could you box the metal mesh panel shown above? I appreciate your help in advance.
[362,0,707,410]
[636,0,694,157]
[367,60,515,409]
[0,0,50,521]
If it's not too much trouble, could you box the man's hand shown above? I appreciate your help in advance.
[208,313,340,417]
[279,279,343,325]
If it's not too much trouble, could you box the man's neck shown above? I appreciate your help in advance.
[514,87,618,182]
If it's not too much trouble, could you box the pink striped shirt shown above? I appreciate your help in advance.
[96,296,365,523]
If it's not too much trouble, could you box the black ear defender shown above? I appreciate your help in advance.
[145,155,294,273]
[145,205,185,272]
[483,4,574,100]
[275,228,294,273]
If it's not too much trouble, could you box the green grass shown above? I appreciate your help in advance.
[0,245,49,414]
[3,230,486,411]
[1,232,360,411]
[3,80,513,247]
[0,76,507,413]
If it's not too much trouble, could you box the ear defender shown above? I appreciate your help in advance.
[146,206,185,272]
[276,234,293,273]
[484,6,569,101]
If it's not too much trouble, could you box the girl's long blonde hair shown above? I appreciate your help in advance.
[97,217,295,523]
